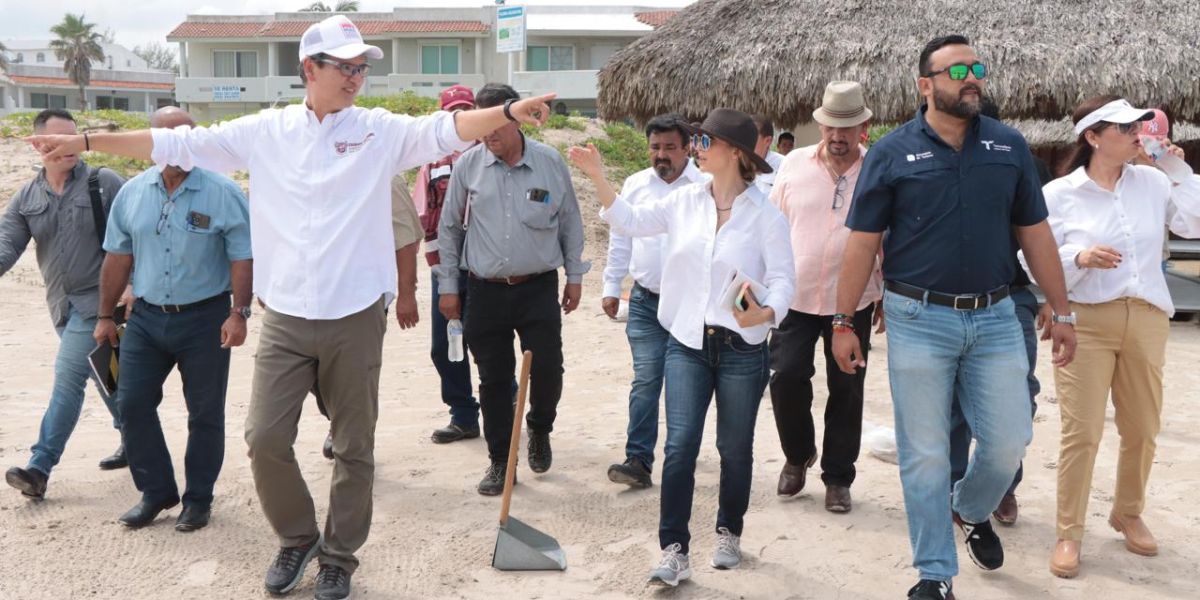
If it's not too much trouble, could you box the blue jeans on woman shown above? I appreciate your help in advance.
[882,289,1031,582]
[28,307,121,476]
[623,283,669,470]
[659,327,769,554]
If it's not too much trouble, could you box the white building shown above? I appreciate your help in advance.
[0,40,175,115]
[167,5,678,121]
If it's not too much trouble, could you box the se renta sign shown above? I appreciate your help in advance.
[212,85,241,101]
[496,5,526,54]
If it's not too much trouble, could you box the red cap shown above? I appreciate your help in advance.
[440,85,475,110]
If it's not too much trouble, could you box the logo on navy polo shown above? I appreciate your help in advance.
[981,140,1012,152]
[906,151,935,162]
[334,133,375,155]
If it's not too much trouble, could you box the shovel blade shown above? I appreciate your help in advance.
[492,516,567,571]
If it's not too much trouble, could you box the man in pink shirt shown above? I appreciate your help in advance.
[767,81,882,513]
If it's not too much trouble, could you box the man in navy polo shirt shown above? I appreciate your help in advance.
[832,35,1077,600]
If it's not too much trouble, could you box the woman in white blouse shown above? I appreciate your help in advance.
[570,108,794,587]
[1023,96,1200,578]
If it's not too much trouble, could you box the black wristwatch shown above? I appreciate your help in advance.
[231,306,252,319]
[502,98,518,122]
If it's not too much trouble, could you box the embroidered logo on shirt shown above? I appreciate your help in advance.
[334,133,375,155]
[906,151,935,162]
[981,140,1012,152]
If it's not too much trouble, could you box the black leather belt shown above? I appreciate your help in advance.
[469,271,550,286]
[138,292,230,314]
[885,281,1009,311]
[632,282,659,297]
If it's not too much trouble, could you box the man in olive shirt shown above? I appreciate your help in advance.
[1,109,125,500]
[437,83,589,496]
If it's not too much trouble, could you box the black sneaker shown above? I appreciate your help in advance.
[314,564,351,600]
[607,457,652,488]
[431,421,481,444]
[907,579,954,599]
[264,535,321,595]
[954,512,1004,570]
[5,466,48,500]
[528,432,552,473]
[478,461,516,496]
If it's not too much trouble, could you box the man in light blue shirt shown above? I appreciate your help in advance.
[93,107,253,532]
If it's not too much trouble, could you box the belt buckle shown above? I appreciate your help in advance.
[505,276,517,285]
[952,295,981,311]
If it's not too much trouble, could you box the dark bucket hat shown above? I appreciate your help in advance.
[688,108,773,174]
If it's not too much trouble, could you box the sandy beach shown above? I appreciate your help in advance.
[1,135,1198,600]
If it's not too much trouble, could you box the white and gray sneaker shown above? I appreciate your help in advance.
[711,527,742,569]
[647,543,692,587]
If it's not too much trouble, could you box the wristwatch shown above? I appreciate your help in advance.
[1051,312,1077,325]
[231,306,252,319]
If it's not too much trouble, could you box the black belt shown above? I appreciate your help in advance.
[632,282,659,297]
[469,271,550,286]
[885,281,1009,311]
[138,292,230,314]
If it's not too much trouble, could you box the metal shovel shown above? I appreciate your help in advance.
[491,350,567,571]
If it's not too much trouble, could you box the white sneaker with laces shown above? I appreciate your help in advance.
[711,527,742,569]
[647,543,691,587]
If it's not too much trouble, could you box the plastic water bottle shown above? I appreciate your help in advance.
[447,319,464,362]
[1142,137,1194,184]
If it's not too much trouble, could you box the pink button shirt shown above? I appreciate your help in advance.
[769,143,882,316]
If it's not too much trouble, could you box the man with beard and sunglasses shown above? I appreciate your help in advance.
[832,35,1076,600]
[767,81,883,514]
[601,113,708,488]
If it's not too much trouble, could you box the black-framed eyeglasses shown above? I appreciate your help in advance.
[832,175,847,210]
[315,57,371,78]
[924,62,988,81]
[156,199,175,235]
[690,133,712,151]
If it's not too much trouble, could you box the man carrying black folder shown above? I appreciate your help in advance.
[1,109,126,501]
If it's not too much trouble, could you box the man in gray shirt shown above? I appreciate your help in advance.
[437,83,589,496]
[1,109,126,500]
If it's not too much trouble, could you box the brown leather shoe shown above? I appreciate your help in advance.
[824,484,852,513]
[776,454,817,497]
[1049,539,1080,578]
[992,493,1018,525]
[1108,513,1158,556]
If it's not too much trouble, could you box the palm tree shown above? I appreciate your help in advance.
[0,41,9,73]
[299,1,360,11]
[49,13,105,110]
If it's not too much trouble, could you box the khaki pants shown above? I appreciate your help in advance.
[245,298,386,573]
[1054,298,1167,541]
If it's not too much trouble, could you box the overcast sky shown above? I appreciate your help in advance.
[0,0,694,52]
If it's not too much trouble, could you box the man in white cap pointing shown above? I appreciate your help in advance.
[28,15,557,600]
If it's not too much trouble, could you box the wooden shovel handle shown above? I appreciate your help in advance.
[499,350,532,526]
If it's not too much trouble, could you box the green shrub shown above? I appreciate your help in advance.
[585,122,647,182]
[868,123,897,146]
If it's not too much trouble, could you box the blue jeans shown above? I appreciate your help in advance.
[882,289,1031,581]
[28,307,122,475]
[659,328,769,554]
[431,269,479,426]
[624,283,668,469]
[949,286,1040,494]
[118,296,230,507]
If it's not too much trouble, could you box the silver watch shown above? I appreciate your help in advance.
[231,306,252,319]
[1051,312,1076,325]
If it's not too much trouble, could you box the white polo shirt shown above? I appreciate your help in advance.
[151,103,470,319]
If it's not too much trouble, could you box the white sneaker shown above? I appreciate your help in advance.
[647,543,691,587]
[711,527,741,569]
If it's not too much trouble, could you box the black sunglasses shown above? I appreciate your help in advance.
[924,62,987,81]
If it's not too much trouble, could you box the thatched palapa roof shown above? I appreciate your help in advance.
[597,0,1200,128]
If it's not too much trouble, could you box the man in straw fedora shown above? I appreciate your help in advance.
[831,35,1076,600]
[27,14,558,600]
[767,81,883,514]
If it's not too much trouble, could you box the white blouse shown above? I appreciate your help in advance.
[602,181,795,349]
[1022,165,1200,316]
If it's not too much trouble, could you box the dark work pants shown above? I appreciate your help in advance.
[767,305,874,487]
[464,271,564,462]
[118,295,230,508]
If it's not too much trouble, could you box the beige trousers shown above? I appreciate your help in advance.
[1054,298,1167,541]
[245,298,387,573]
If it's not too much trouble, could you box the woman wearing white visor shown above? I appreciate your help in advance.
[1020,96,1200,578]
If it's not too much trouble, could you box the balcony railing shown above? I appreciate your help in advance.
[175,74,487,104]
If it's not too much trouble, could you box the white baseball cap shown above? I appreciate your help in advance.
[1073,99,1154,136]
[298,15,383,61]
